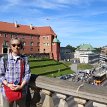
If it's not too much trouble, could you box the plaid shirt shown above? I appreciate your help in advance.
[0,53,31,96]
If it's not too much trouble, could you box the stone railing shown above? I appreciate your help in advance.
[27,75,107,107]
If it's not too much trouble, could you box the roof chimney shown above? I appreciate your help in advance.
[30,24,33,30]
[14,21,18,28]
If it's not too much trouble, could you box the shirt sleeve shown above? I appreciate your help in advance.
[0,57,6,82]
[23,56,31,83]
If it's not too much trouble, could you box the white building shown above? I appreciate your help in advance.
[74,44,99,63]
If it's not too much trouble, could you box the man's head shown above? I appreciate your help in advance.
[10,38,23,55]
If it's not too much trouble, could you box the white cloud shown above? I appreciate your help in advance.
[6,0,20,5]
[0,0,21,11]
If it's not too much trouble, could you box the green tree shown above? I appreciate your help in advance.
[94,47,101,53]
[66,44,76,52]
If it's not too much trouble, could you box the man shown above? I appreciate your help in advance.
[0,38,31,107]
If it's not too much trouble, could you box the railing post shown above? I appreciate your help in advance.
[42,89,54,107]
[74,97,87,107]
[93,102,107,107]
[56,93,68,107]
[29,87,41,107]
[85,101,93,107]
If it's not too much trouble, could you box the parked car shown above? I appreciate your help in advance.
[60,76,66,80]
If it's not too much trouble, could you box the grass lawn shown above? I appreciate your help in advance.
[62,61,72,66]
[31,64,67,74]
[47,69,73,77]
[77,63,93,70]
[30,60,59,67]
[29,58,74,77]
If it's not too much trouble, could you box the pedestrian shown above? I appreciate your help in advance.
[0,38,31,107]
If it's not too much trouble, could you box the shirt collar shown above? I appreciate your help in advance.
[9,53,23,60]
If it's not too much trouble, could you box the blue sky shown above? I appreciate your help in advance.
[0,0,107,48]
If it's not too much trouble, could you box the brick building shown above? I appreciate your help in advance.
[0,21,60,60]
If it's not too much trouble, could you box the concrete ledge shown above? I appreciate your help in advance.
[31,76,107,104]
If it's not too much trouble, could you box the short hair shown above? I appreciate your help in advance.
[10,38,23,49]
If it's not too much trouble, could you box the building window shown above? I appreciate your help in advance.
[0,33,2,36]
[4,34,7,38]
[37,36,39,39]
[43,36,49,39]
[4,41,6,45]
[10,34,13,38]
[43,43,46,46]
[43,49,45,53]
[31,35,33,39]
[21,35,24,39]
[47,36,49,39]
[15,34,18,38]
[10,34,12,38]
[3,41,8,46]
[46,43,49,46]
[23,42,26,46]
[30,42,33,46]
[43,36,45,39]
[37,42,40,46]
[30,48,33,51]
[38,49,39,51]
[43,43,49,46]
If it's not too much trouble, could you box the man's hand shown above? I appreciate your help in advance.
[12,85,22,91]
[8,83,16,90]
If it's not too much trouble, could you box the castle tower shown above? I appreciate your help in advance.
[52,37,60,61]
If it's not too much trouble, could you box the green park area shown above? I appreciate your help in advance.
[77,63,93,70]
[29,58,73,77]
[29,57,94,77]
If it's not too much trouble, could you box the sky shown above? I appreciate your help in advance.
[0,0,107,48]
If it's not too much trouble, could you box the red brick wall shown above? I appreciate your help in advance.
[40,35,53,53]
[0,32,40,54]
[52,42,60,61]
[0,32,60,61]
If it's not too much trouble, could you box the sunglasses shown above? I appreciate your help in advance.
[11,44,21,47]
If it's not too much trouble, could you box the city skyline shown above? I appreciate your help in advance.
[0,0,107,48]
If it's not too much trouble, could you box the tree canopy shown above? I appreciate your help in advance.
[66,45,76,52]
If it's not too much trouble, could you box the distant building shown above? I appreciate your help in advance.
[101,46,107,55]
[74,44,99,63]
[60,47,72,53]
[100,46,107,62]
[0,21,60,60]
[60,47,74,61]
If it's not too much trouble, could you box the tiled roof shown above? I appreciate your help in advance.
[76,44,95,51]
[0,21,56,36]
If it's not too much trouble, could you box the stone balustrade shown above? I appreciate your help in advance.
[27,75,107,107]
